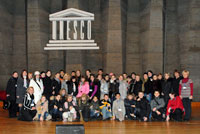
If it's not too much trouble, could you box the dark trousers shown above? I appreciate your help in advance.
[81,106,90,122]
[8,100,18,117]
[50,109,62,120]
[152,108,165,121]
[125,107,135,119]
[182,98,191,120]
[136,109,149,121]
[19,108,37,121]
[170,108,183,121]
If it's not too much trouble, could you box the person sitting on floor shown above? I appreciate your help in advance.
[34,95,51,121]
[166,92,184,122]
[112,93,126,121]
[135,91,151,122]
[90,96,100,119]
[62,95,77,122]
[18,87,37,121]
[78,94,90,122]
[49,94,63,121]
[124,94,136,120]
[99,94,112,120]
[151,90,165,121]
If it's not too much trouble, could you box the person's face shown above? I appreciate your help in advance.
[111,75,116,80]
[90,76,95,81]
[46,71,51,77]
[41,73,46,78]
[36,74,40,79]
[158,75,162,80]
[29,88,34,95]
[169,94,175,99]
[60,71,64,77]
[128,95,133,100]
[183,72,189,79]
[72,78,76,82]
[105,76,109,81]
[165,74,170,80]
[28,73,33,79]
[56,95,61,101]
[41,96,46,102]
[153,75,158,81]
[138,92,144,99]
[22,71,27,77]
[93,97,98,102]
[61,90,66,95]
[67,96,73,102]
[104,95,109,101]
[97,75,102,80]
[136,76,140,81]
[13,72,18,78]
[131,74,136,79]
[71,72,76,76]
[81,96,86,101]
[143,74,148,80]
[98,70,103,75]
[55,73,60,79]
[123,74,127,79]
[119,76,123,81]
[116,94,120,100]
[174,72,180,78]
[86,70,90,76]
[148,72,152,77]
[81,78,85,82]
[76,71,81,77]
[154,91,160,98]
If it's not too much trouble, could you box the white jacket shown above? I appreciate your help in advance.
[29,79,44,104]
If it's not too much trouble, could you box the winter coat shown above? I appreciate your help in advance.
[76,82,90,98]
[16,77,29,104]
[43,76,53,99]
[119,80,128,100]
[150,97,165,111]
[133,80,143,96]
[6,77,18,101]
[52,78,61,95]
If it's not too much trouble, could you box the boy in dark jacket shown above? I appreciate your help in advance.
[124,94,136,120]
[90,96,100,119]
[135,91,151,122]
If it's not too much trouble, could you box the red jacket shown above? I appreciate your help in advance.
[166,96,184,116]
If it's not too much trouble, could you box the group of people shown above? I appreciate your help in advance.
[5,69,193,122]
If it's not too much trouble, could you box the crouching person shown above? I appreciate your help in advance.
[63,95,77,122]
[151,91,165,121]
[34,96,51,121]
[112,93,125,121]
[166,92,184,122]
[18,87,37,121]
[49,94,63,121]
[99,94,112,120]
[90,96,100,119]
[135,91,151,122]
[124,94,136,120]
[78,94,90,122]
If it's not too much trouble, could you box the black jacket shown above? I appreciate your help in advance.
[23,93,35,110]
[6,77,18,101]
[136,97,151,118]
[109,80,119,96]
[52,78,61,95]
[124,98,136,108]
[49,99,63,112]
[133,80,143,96]
[172,77,182,96]
[144,79,153,94]
[16,77,29,104]
[128,81,135,94]
[43,76,53,98]
[68,81,78,97]
[162,78,173,102]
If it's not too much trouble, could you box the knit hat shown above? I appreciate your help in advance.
[34,71,40,76]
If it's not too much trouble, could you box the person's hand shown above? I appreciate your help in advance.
[166,116,170,121]
[143,117,148,122]
[189,96,193,100]
[180,95,182,99]
[69,106,73,110]
[112,116,115,120]
[18,103,22,107]
[31,107,36,110]
[54,105,58,109]
[52,91,55,95]
[168,108,171,113]
[59,108,63,111]
[95,110,100,113]
[153,108,156,112]
[90,97,92,100]
[6,94,10,97]
[137,98,141,101]
[131,105,135,108]
[156,111,161,115]
[40,116,43,121]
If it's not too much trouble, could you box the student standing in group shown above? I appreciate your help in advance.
[85,69,91,81]
[6,71,18,118]
[109,74,119,103]
[29,71,44,104]
[118,75,128,100]
[59,70,65,82]
[76,76,90,98]
[18,87,37,121]
[112,93,126,121]
[61,73,71,93]
[172,70,182,96]
[68,76,78,102]
[76,70,82,84]
[100,75,109,100]
[52,72,61,96]
[89,74,99,100]
[179,70,193,121]
[143,73,153,102]
[16,70,29,117]
[43,70,52,100]
[162,73,173,104]
[133,75,143,96]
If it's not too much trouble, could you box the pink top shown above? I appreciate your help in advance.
[76,82,90,98]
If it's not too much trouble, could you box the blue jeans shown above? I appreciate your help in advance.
[144,93,152,102]
[90,109,100,118]
[38,112,49,120]
[102,107,112,119]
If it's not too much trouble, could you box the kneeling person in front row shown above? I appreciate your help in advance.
[112,93,125,121]
[151,90,165,121]
[135,91,151,122]
[18,87,37,121]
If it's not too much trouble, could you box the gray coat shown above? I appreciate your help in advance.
[16,77,29,104]
[150,97,165,111]
[119,80,128,100]
[112,99,125,121]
